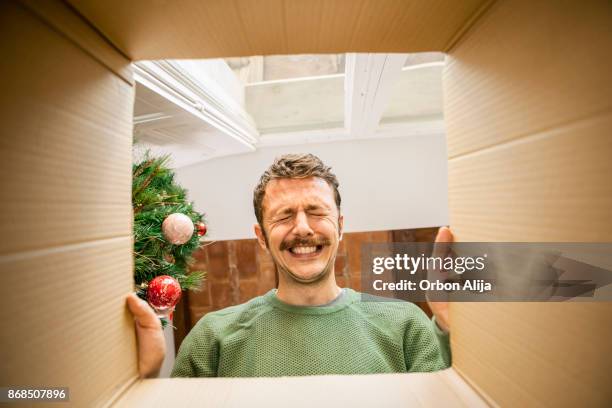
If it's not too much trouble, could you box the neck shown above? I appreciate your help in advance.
[276,271,341,306]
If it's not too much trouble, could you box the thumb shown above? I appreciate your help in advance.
[431,226,453,260]
[435,226,453,244]
[126,293,161,330]
[428,227,454,303]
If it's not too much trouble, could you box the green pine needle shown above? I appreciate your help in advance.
[132,151,206,297]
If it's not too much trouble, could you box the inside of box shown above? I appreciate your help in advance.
[2,0,611,407]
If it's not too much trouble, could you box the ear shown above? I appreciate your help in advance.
[254,223,268,251]
[338,214,344,241]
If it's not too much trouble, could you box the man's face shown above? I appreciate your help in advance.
[255,177,343,284]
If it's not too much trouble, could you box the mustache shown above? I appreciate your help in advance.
[280,236,332,251]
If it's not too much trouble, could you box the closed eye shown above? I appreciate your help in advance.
[275,214,292,222]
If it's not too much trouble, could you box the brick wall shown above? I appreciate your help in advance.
[173,227,439,351]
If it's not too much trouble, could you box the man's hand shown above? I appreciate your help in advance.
[427,226,454,333]
[126,293,166,378]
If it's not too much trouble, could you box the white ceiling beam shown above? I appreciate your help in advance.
[344,53,408,138]
[257,118,444,147]
[134,61,258,151]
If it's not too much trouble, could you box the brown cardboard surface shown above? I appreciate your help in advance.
[0,0,134,255]
[444,0,612,159]
[6,0,610,406]
[448,113,612,242]
[19,0,133,85]
[0,237,138,408]
[451,303,612,408]
[114,369,488,407]
[1,1,137,407]
[67,0,489,60]
[444,0,612,406]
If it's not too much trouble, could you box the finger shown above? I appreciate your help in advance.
[126,293,161,329]
[432,226,453,260]
[429,227,454,302]
[435,226,453,243]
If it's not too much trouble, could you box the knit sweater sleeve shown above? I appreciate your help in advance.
[171,316,219,377]
[431,315,451,367]
[403,306,451,372]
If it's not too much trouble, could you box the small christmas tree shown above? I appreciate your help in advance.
[132,153,205,323]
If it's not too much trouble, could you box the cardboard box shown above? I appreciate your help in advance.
[0,1,136,407]
[445,0,612,406]
[115,371,488,408]
[1,0,610,406]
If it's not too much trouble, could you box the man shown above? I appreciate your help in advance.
[127,153,452,378]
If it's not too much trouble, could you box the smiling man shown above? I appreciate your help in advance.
[128,153,451,378]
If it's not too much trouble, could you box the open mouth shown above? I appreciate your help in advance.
[286,245,324,258]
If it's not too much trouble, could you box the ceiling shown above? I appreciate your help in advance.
[133,52,445,168]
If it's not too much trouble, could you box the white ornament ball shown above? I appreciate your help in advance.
[162,213,194,245]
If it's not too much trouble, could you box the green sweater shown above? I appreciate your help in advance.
[171,288,450,377]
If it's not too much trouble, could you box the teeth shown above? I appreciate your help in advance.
[291,246,317,254]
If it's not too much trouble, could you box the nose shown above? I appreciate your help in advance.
[292,211,314,237]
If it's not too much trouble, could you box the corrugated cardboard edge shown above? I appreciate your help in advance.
[113,369,489,407]
[102,375,139,408]
[441,2,498,406]
[452,365,499,408]
[19,0,133,85]
[443,0,497,53]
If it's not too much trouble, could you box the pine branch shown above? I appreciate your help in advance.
[133,158,155,178]
[133,165,161,200]
[132,151,207,297]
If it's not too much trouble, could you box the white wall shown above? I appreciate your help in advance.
[159,324,176,378]
[175,134,448,241]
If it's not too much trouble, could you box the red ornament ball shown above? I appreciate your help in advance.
[147,275,182,312]
[196,222,207,237]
